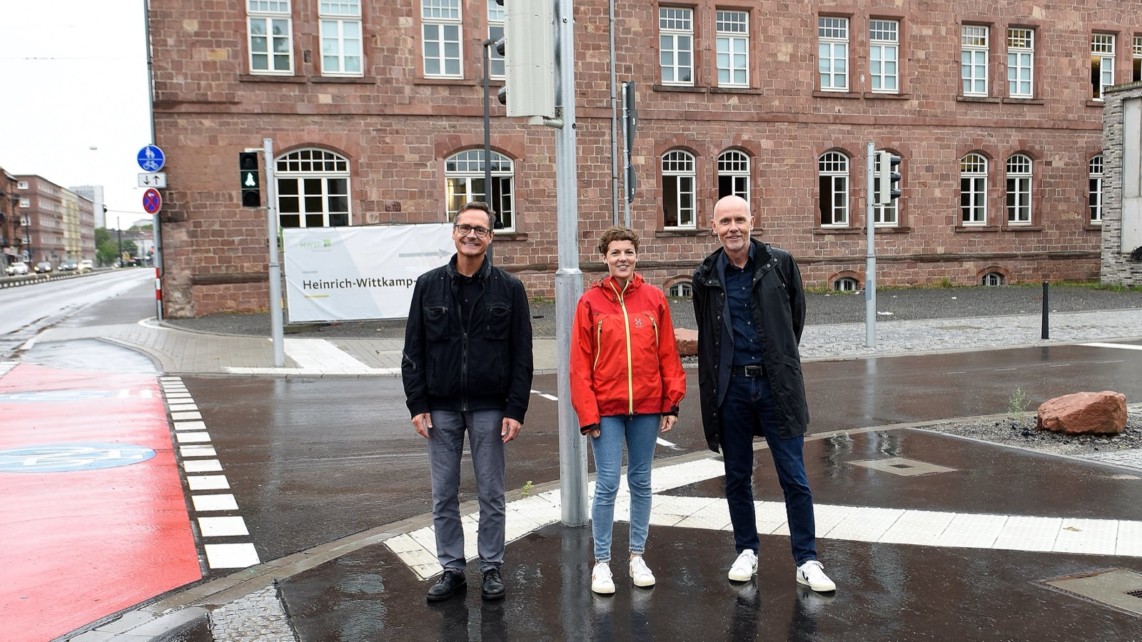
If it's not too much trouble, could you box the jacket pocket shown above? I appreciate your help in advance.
[486,303,511,340]
[424,306,450,342]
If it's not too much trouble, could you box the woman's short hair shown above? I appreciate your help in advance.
[597,226,639,255]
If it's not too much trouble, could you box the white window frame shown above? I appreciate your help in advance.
[320,0,362,76]
[17,180,28,189]
[662,150,696,229]
[715,10,749,88]
[834,277,859,292]
[1007,28,1034,98]
[818,16,849,92]
[659,8,694,86]
[982,272,1005,286]
[1134,35,1142,82]
[960,153,988,226]
[869,19,899,94]
[1089,154,1104,224]
[874,152,899,226]
[422,0,462,78]
[1092,33,1115,100]
[818,151,849,227]
[444,149,515,231]
[275,149,352,229]
[668,282,693,298]
[717,150,750,201]
[961,25,989,96]
[488,0,505,79]
[1005,154,1032,225]
[247,0,293,75]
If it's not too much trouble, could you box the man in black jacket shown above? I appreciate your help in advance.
[691,195,835,593]
[402,201,534,603]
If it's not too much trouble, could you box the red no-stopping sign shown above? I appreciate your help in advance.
[142,188,162,214]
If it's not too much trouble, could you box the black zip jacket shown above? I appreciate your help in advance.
[692,239,809,452]
[402,255,533,422]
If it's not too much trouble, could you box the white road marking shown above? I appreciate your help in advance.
[1082,342,1142,351]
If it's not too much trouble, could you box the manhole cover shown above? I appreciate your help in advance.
[1043,568,1142,617]
[849,457,957,477]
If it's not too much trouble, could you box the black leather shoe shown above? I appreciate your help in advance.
[481,568,506,601]
[426,570,467,603]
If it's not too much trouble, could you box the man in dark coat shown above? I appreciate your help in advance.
[691,195,835,593]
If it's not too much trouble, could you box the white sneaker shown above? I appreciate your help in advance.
[591,562,616,595]
[629,555,655,588]
[796,560,836,592]
[727,549,757,582]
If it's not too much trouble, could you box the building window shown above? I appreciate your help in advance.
[818,151,849,227]
[1090,154,1104,224]
[1007,28,1034,98]
[320,0,362,76]
[17,181,28,189]
[488,0,505,79]
[869,19,899,93]
[818,16,848,91]
[1134,36,1142,82]
[960,153,988,225]
[717,150,750,200]
[874,152,899,226]
[834,277,859,292]
[668,282,693,298]
[445,149,515,231]
[19,198,29,208]
[716,10,748,87]
[275,149,351,228]
[659,8,693,86]
[247,0,293,74]
[662,150,696,229]
[961,25,989,96]
[982,272,1005,286]
[422,0,461,78]
[1091,33,1115,100]
[1005,154,1032,224]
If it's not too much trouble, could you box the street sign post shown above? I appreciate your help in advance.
[142,188,162,214]
[137,173,167,188]
[136,145,166,172]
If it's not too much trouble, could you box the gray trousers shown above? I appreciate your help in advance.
[428,409,506,573]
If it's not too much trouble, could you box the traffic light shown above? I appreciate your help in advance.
[877,151,902,205]
[239,151,261,207]
[494,0,556,119]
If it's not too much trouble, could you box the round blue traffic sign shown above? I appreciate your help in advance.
[137,145,166,172]
[0,442,156,473]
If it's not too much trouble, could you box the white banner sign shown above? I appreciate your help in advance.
[283,224,453,322]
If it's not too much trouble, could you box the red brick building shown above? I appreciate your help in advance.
[13,176,96,268]
[148,0,1142,317]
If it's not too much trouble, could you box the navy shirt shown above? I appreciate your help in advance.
[723,250,764,367]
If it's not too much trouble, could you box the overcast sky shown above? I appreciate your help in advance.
[0,1,152,227]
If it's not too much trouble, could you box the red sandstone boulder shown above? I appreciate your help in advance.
[1036,391,1127,434]
[675,327,698,358]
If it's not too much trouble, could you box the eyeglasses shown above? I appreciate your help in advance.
[454,224,492,238]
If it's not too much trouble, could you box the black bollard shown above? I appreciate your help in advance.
[1041,281,1049,340]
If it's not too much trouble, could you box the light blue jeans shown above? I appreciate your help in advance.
[590,413,660,562]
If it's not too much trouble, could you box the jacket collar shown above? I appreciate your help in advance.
[598,272,643,300]
[699,238,772,282]
[445,253,492,281]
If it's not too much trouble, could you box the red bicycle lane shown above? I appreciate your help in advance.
[0,362,201,641]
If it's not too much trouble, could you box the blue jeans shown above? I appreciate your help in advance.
[428,409,506,573]
[719,374,817,565]
[589,413,660,562]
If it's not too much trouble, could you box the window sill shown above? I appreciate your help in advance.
[957,95,1000,103]
[812,90,861,99]
[1000,97,1044,105]
[652,84,707,94]
[1002,224,1042,232]
[415,77,478,87]
[862,92,912,101]
[710,86,762,95]
[814,226,862,235]
[654,228,710,238]
[1083,221,1104,231]
[1086,99,1106,107]
[871,225,912,233]
[238,74,307,84]
[493,232,528,242]
[311,76,373,84]
[954,225,999,233]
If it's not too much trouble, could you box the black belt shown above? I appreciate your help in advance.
[730,364,765,377]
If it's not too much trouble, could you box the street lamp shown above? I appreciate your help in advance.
[116,216,123,266]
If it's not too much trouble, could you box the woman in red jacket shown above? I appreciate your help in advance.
[570,226,687,596]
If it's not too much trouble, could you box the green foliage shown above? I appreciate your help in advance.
[521,480,534,498]
[1008,387,1030,423]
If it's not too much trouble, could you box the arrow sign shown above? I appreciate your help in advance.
[138,173,168,188]
[142,188,163,214]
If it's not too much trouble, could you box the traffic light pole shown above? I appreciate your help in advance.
[263,137,285,367]
[865,142,877,348]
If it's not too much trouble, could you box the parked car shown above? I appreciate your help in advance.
[78,259,94,272]
[5,261,29,276]
[33,261,52,274]
[59,260,79,272]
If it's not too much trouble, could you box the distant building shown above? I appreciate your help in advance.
[148,0,1142,317]
[14,176,96,266]
[0,168,22,269]
[71,185,106,229]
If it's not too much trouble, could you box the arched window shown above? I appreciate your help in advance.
[668,281,693,298]
[818,151,849,226]
[1089,154,1104,223]
[960,153,988,225]
[717,150,750,201]
[662,150,696,228]
[275,148,351,228]
[1005,153,1032,224]
[982,272,1005,286]
[445,149,515,231]
[833,277,859,292]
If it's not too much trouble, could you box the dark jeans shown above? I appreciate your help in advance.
[719,374,817,565]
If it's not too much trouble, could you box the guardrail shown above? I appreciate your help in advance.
[0,269,110,289]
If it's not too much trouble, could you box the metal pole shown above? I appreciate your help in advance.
[554,0,588,526]
[482,40,493,209]
[865,142,877,348]
[608,0,618,225]
[144,0,162,319]
[1041,280,1050,339]
[263,138,285,367]
[621,82,631,228]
